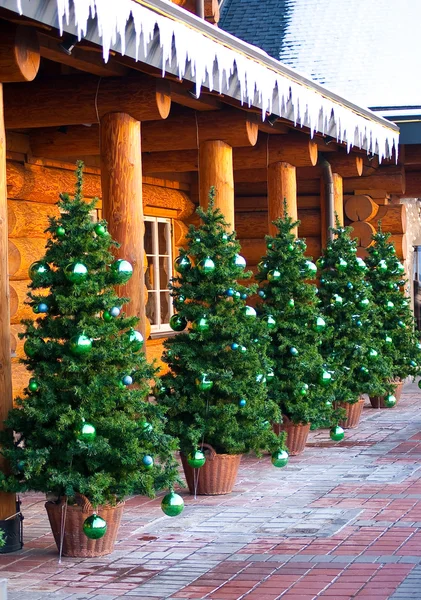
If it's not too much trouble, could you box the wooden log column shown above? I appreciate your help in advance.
[0,85,15,519]
[333,173,344,226]
[100,113,146,339]
[267,162,297,236]
[199,140,235,230]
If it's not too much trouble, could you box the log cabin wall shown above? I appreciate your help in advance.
[5,150,194,398]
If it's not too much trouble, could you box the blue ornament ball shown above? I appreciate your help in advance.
[238,399,247,407]
[110,306,121,317]
[122,375,133,386]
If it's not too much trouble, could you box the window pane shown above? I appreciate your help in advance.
[144,221,153,255]
[159,256,170,290]
[145,259,155,290]
[146,291,157,325]
[158,222,169,255]
[160,292,170,324]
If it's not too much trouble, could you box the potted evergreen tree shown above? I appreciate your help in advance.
[256,211,332,455]
[318,224,394,429]
[366,227,421,407]
[157,194,286,496]
[0,163,181,558]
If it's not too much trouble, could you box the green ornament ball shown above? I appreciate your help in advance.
[83,513,107,539]
[140,420,153,434]
[187,449,206,469]
[56,226,66,238]
[174,255,191,273]
[330,426,345,442]
[410,360,417,368]
[69,334,92,356]
[196,374,213,391]
[271,450,289,468]
[265,314,276,330]
[169,314,187,332]
[368,348,378,360]
[94,223,107,237]
[287,243,295,252]
[266,369,275,382]
[336,258,348,271]
[233,254,246,269]
[356,257,367,270]
[299,383,309,396]
[304,260,317,277]
[384,395,397,408]
[288,298,295,308]
[29,261,50,280]
[242,305,257,318]
[385,335,393,344]
[398,320,406,329]
[416,342,421,351]
[377,259,388,272]
[316,257,325,269]
[386,301,394,311]
[103,310,112,322]
[314,316,326,332]
[161,491,184,517]
[359,366,369,376]
[128,329,144,351]
[358,298,370,309]
[198,257,215,274]
[319,370,332,385]
[28,378,39,392]
[78,421,96,442]
[111,259,133,283]
[24,338,44,358]
[64,262,88,283]
[267,269,281,282]
[192,316,210,333]
[142,455,154,470]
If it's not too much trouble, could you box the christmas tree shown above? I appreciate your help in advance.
[0,163,179,510]
[157,194,284,464]
[366,227,421,384]
[318,224,394,407]
[256,211,332,429]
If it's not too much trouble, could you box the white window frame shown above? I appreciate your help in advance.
[144,216,174,335]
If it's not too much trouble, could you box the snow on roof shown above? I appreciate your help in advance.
[220,0,421,111]
[10,0,399,159]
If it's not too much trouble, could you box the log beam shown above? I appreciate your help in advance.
[100,113,146,337]
[0,83,15,519]
[235,133,318,170]
[0,22,40,82]
[4,74,171,128]
[344,166,406,195]
[199,140,234,230]
[267,162,297,236]
[345,195,379,222]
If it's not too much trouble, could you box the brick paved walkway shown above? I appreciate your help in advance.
[4,381,421,600]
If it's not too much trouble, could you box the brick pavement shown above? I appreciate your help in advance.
[4,381,421,599]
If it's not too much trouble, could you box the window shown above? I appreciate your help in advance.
[144,217,174,334]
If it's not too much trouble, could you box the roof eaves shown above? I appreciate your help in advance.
[5,0,399,159]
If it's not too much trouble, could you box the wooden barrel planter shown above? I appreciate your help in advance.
[45,494,124,558]
[273,417,311,456]
[180,444,242,495]
[336,397,365,429]
[369,380,403,408]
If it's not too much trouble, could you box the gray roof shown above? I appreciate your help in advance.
[220,0,421,110]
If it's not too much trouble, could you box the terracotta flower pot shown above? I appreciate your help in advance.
[273,417,311,456]
[180,443,242,495]
[336,397,365,429]
[369,380,403,408]
[45,494,124,558]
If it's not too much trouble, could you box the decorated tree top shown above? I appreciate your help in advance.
[158,193,282,457]
[0,162,179,507]
[318,224,393,402]
[256,211,331,425]
[366,227,421,380]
